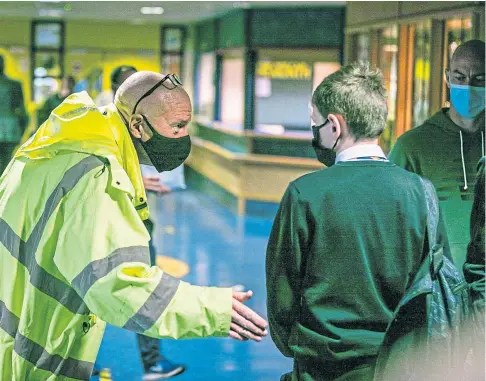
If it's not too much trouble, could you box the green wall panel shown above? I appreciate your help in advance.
[218,10,246,49]
[196,20,216,53]
[250,8,345,48]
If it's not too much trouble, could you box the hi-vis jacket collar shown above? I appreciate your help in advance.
[15,91,149,220]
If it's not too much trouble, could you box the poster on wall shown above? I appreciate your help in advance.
[255,77,271,98]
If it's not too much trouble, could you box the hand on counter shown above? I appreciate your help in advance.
[143,175,171,194]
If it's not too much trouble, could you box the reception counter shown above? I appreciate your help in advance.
[185,121,323,215]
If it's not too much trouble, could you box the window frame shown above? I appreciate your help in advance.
[160,25,186,82]
[30,20,65,102]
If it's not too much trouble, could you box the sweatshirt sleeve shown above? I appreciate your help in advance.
[266,183,309,357]
[53,164,232,339]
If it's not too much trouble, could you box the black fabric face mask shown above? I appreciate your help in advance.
[312,138,336,167]
[311,121,336,167]
[140,116,191,173]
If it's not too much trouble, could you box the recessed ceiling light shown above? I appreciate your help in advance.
[38,8,63,17]
[140,7,164,15]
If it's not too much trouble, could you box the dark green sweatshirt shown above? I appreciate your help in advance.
[389,109,485,266]
[266,160,450,381]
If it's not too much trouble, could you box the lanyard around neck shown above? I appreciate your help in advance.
[341,155,389,162]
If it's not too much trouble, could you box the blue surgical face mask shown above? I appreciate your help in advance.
[450,84,486,119]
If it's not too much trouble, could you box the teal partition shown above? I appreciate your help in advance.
[217,10,246,49]
[251,137,315,158]
[196,19,217,52]
[249,8,345,48]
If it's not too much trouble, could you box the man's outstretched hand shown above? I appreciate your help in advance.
[142,176,171,194]
[230,290,268,342]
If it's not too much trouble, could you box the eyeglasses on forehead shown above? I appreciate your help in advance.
[132,74,183,114]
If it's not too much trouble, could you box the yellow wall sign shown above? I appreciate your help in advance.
[257,61,312,80]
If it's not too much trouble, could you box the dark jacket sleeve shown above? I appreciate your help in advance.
[266,183,309,357]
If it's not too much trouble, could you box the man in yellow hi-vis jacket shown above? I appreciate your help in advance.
[0,71,268,380]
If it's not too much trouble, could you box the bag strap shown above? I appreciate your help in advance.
[419,177,443,275]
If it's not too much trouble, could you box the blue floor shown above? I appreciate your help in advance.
[92,190,292,381]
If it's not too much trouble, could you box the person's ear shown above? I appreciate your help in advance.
[445,69,451,88]
[128,114,144,139]
[327,113,342,137]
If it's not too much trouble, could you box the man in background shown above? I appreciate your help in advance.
[95,65,137,108]
[0,54,29,175]
[390,39,485,266]
[37,75,76,129]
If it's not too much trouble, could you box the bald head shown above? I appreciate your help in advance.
[114,71,191,123]
[446,40,485,126]
[448,40,485,88]
[451,39,485,65]
[114,71,192,165]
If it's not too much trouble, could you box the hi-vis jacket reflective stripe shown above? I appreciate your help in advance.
[0,92,232,380]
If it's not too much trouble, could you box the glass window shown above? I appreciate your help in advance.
[162,55,182,77]
[161,26,186,81]
[163,28,183,52]
[251,49,340,134]
[34,52,62,77]
[443,16,473,105]
[254,60,314,132]
[196,53,216,121]
[220,57,244,126]
[32,21,64,103]
[446,16,473,63]
[35,23,61,49]
[412,20,432,127]
[378,25,398,153]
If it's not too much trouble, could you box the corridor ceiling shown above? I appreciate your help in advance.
[0,1,345,24]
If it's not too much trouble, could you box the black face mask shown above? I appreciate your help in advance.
[140,116,191,173]
[312,138,336,167]
[311,121,337,167]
